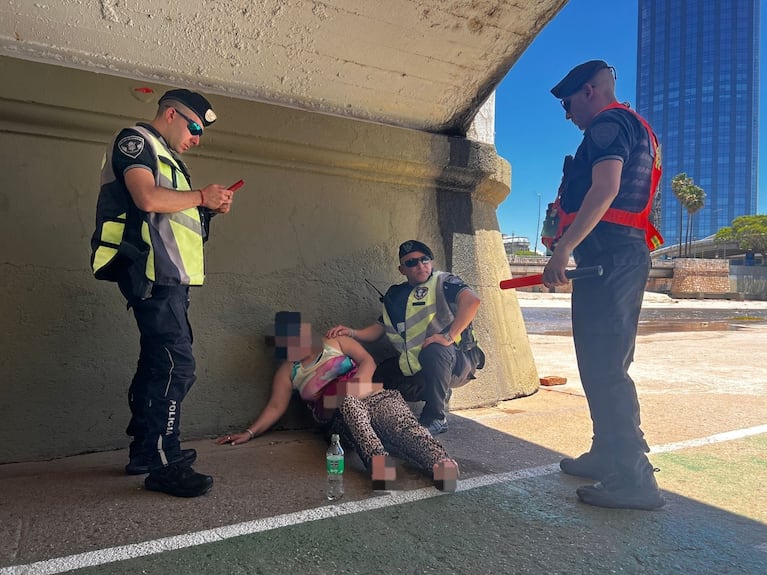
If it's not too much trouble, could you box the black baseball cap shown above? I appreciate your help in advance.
[159,89,217,126]
[398,240,433,260]
[550,60,610,99]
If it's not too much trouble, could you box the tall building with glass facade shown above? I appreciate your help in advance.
[636,0,759,247]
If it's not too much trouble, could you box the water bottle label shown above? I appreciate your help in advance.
[326,455,344,474]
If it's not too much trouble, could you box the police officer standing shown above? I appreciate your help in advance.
[91,89,235,497]
[543,60,665,509]
[327,240,484,436]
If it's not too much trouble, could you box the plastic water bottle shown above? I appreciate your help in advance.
[326,433,344,501]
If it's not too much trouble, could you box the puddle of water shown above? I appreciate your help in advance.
[522,308,767,336]
[638,320,732,335]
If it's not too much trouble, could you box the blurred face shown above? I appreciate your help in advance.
[274,321,316,361]
[166,106,203,153]
[398,251,433,285]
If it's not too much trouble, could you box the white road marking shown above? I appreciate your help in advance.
[649,424,767,453]
[2,424,766,575]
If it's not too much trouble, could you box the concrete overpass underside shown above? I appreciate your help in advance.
[1,0,566,135]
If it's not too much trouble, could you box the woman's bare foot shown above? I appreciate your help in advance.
[371,454,397,491]
[433,458,459,492]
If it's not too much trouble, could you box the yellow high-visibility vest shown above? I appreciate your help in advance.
[91,125,205,286]
[382,271,463,376]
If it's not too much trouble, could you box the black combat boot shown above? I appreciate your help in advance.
[145,462,213,498]
[560,449,615,481]
[576,456,665,510]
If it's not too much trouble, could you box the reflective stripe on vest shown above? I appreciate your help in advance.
[381,272,459,376]
[556,103,664,250]
[91,150,129,280]
[91,126,205,285]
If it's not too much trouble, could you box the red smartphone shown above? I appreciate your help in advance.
[228,179,244,192]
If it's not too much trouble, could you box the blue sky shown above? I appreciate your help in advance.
[494,0,766,251]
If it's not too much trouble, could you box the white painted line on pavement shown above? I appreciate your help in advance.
[649,424,767,454]
[0,488,451,575]
[2,424,766,575]
[455,463,560,491]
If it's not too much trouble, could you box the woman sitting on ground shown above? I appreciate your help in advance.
[215,311,459,491]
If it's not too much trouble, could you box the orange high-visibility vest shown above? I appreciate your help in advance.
[555,103,664,250]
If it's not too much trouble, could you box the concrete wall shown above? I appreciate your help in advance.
[731,266,767,300]
[0,56,539,464]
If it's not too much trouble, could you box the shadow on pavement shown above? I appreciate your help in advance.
[1,401,766,574]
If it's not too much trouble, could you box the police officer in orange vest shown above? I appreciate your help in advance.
[543,60,665,510]
[91,89,236,497]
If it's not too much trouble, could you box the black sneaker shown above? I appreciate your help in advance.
[144,463,213,498]
[576,469,666,510]
[421,418,448,436]
[560,451,614,481]
[126,448,197,475]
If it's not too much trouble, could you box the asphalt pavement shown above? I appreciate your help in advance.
[1,295,766,575]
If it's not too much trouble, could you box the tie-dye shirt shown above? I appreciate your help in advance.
[291,341,356,417]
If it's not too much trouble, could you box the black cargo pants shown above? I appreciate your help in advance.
[119,280,196,470]
[572,228,651,463]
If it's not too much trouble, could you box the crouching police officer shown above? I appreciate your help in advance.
[91,89,236,497]
[327,240,484,436]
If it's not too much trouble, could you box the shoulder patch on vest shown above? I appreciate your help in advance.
[117,135,145,159]
[589,122,620,149]
[413,286,429,300]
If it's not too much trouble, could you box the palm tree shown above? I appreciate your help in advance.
[671,173,693,257]
[684,184,705,256]
[671,173,707,257]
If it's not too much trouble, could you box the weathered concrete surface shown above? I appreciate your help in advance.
[0,0,566,134]
[1,305,765,574]
[0,56,537,464]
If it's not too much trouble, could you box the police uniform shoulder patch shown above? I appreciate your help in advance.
[414,286,429,300]
[117,135,145,159]
[589,122,620,149]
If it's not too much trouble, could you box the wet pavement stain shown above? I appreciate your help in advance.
[523,307,767,336]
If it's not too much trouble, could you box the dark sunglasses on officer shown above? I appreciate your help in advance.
[174,108,204,136]
[403,255,432,268]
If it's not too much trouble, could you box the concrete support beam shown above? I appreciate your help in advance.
[0,0,566,133]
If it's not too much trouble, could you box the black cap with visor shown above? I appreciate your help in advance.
[158,89,217,126]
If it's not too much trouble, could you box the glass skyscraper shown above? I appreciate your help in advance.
[636,0,759,247]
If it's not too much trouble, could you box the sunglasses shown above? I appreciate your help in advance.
[560,98,572,113]
[174,108,203,136]
[403,255,432,268]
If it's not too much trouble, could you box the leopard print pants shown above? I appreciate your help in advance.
[338,389,449,471]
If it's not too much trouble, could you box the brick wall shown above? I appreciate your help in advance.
[671,258,730,294]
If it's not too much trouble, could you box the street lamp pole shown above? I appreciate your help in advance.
[534,193,541,254]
